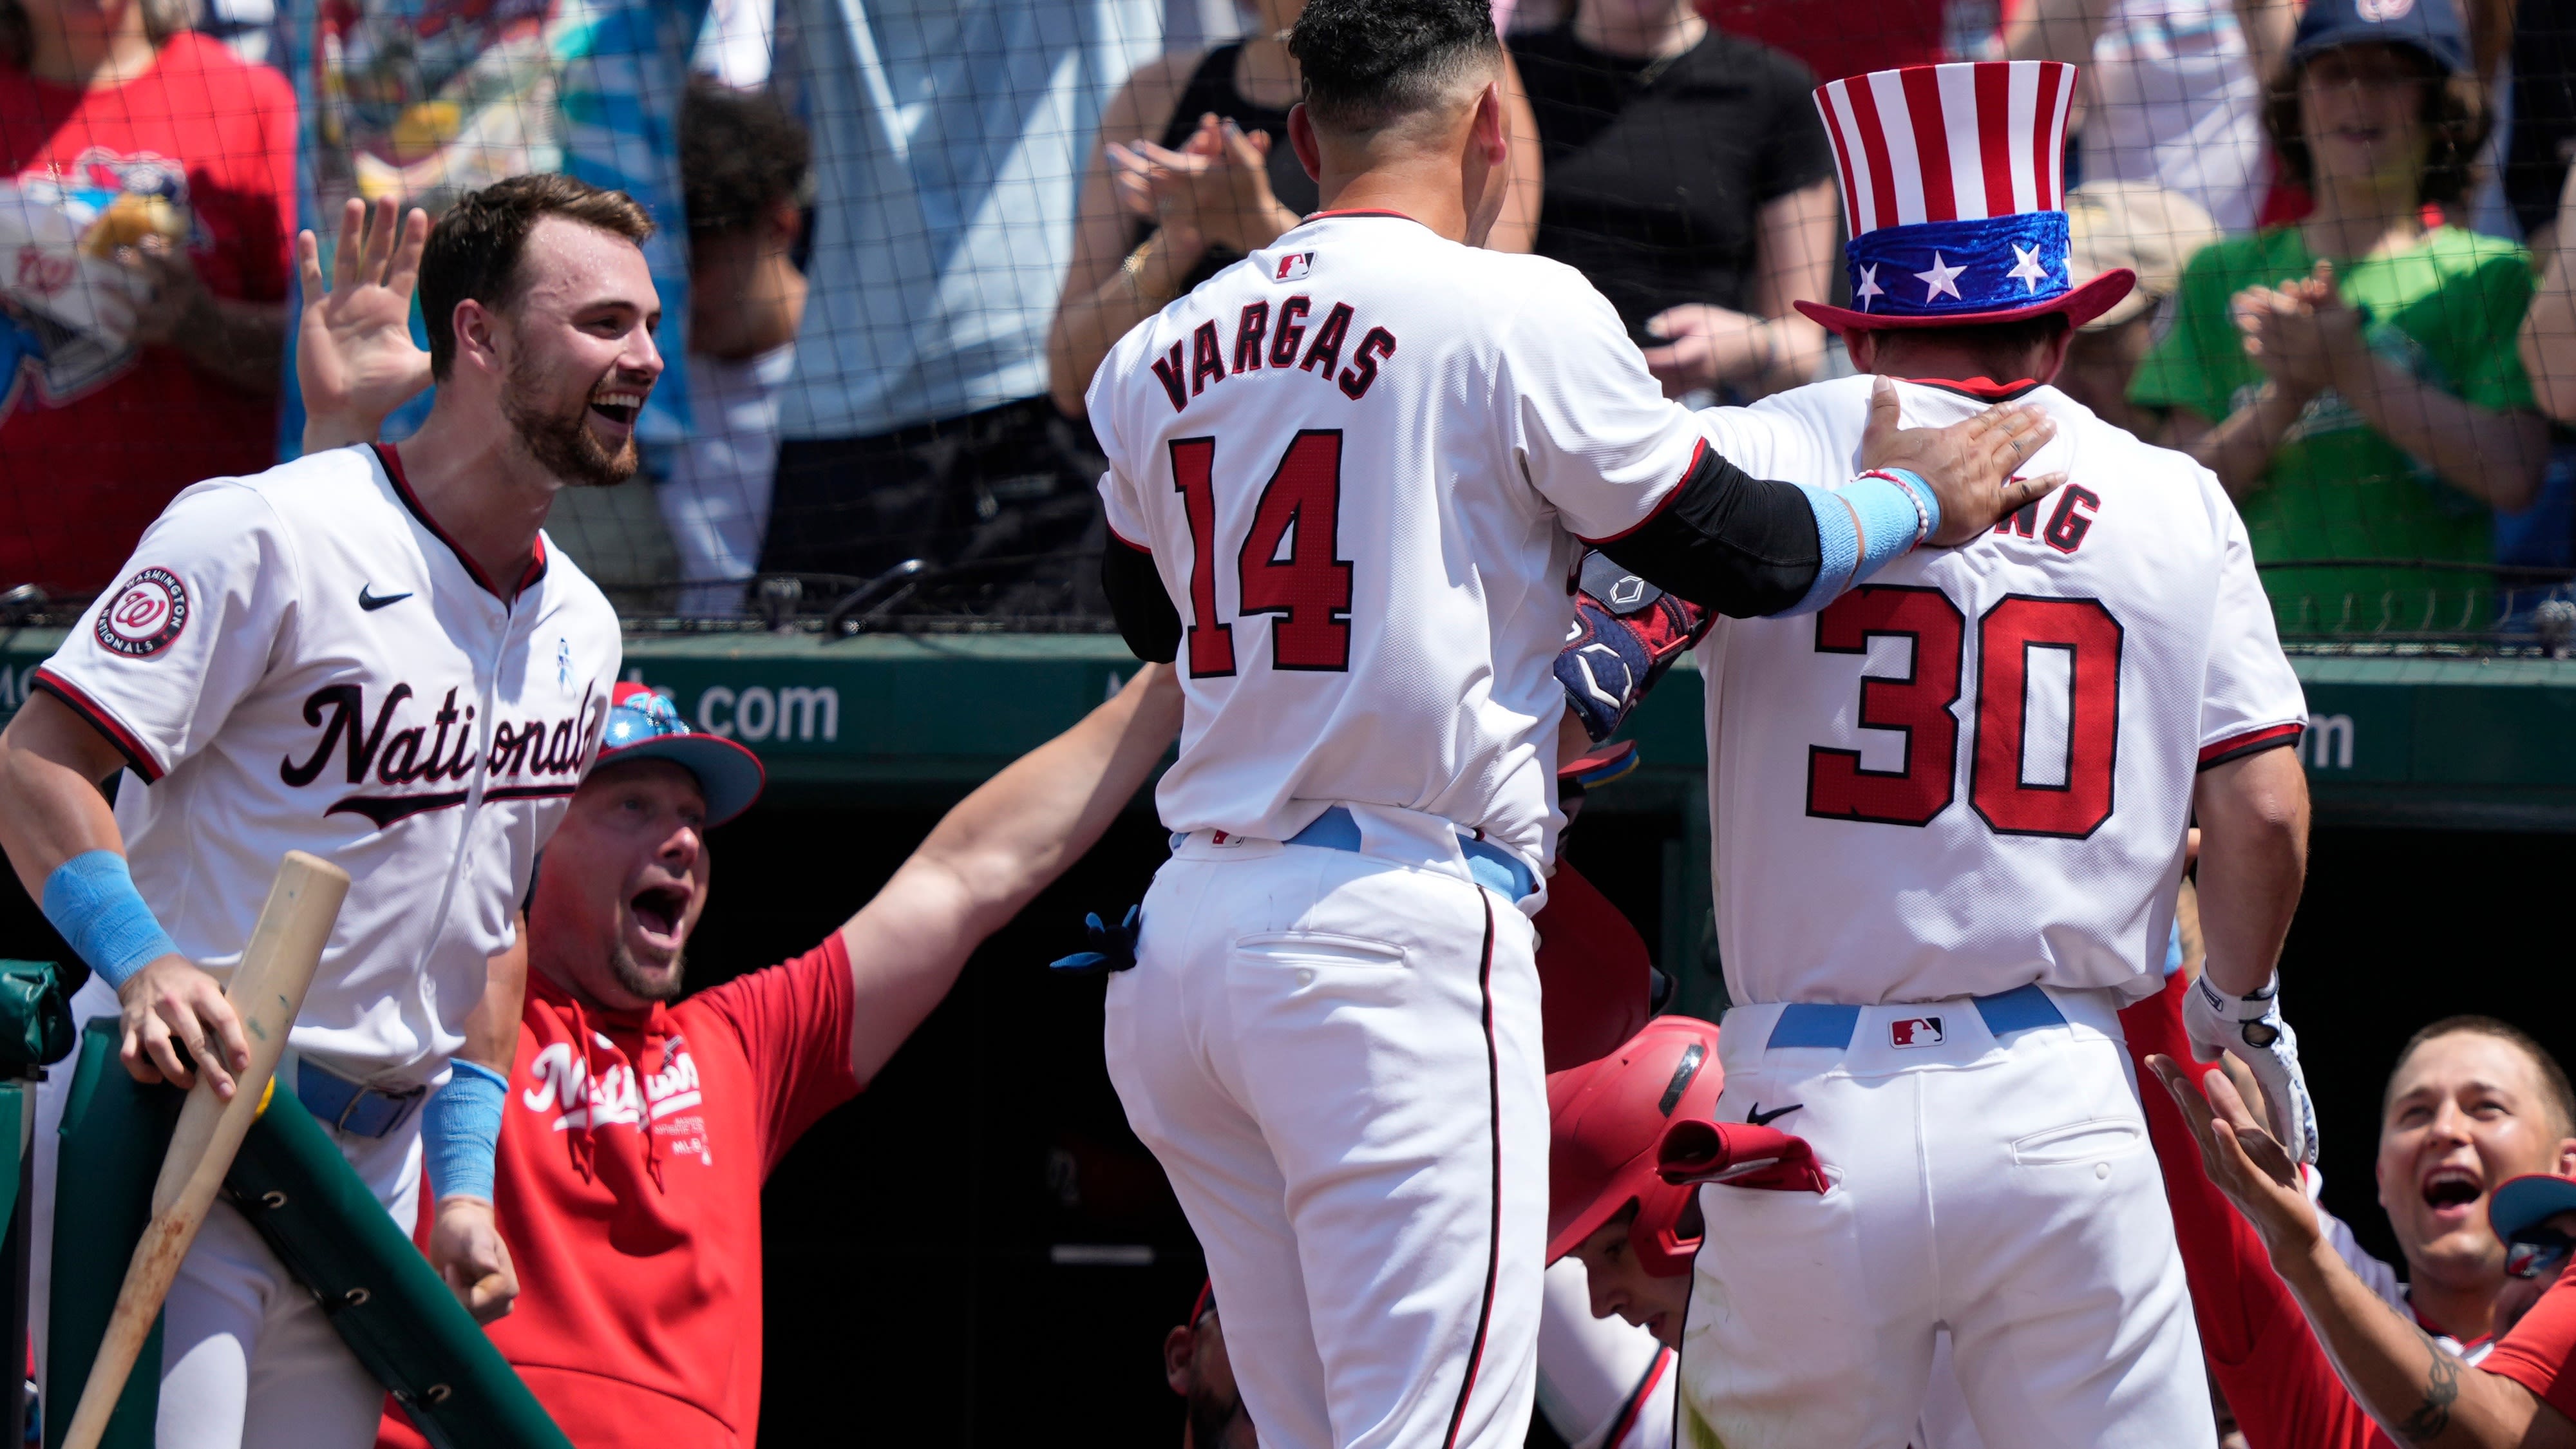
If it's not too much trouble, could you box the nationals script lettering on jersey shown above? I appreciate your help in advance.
[35,443,621,1085]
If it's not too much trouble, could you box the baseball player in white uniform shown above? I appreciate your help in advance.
[1674,61,2317,1448]
[0,176,659,1448]
[1083,5,2067,1446]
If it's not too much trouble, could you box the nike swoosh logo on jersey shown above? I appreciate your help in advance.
[358,584,413,611]
[1746,1102,1803,1127]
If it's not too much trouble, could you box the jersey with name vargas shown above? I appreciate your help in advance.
[37,442,620,1086]
[1690,376,2306,1006]
[1089,211,1711,866]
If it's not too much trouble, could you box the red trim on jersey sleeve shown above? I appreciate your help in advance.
[374,443,547,601]
[2484,1272,2576,1423]
[1575,438,1703,547]
[2199,723,2306,770]
[31,668,164,782]
[1106,523,1151,554]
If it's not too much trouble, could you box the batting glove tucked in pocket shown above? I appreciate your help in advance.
[1553,551,1714,743]
[2184,971,2319,1165]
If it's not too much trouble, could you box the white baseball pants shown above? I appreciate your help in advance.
[35,981,421,1449]
[1105,832,1546,1449]
[1680,988,2213,1449]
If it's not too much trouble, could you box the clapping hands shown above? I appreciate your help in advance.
[1105,113,1298,258]
[2232,260,2365,400]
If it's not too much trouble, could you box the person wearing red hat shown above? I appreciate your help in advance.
[1544,1016,1990,1449]
[377,668,1182,1449]
[1669,56,2316,1447]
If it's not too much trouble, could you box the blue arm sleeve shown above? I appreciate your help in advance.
[422,1058,509,1202]
[1769,468,1942,617]
[43,849,180,988]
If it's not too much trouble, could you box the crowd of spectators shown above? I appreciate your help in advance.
[14,0,2576,638]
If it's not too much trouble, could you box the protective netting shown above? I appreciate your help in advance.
[6,0,2576,649]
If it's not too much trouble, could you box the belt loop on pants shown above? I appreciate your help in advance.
[1282,805,1539,901]
[1764,982,2068,1050]
[293,1056,430,1138]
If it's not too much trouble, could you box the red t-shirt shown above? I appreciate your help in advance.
[2485,1273,2576,1422]
[379,937,860,1449]
[0,33,294,595]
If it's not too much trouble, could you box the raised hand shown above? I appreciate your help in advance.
[1857,377,2065,545]
[2148,1054,2319,1257]
[296,196,432,450]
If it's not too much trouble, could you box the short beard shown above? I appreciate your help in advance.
[504,352,638,489]
[1186,1383,1247,1449]
[607,938,686,1003]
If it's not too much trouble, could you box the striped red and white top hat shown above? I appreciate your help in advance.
[1795,61,2135,335]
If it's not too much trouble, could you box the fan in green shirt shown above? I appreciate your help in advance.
[2125,10,2546,638]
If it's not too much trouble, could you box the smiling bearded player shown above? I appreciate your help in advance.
[0,175,662,1449]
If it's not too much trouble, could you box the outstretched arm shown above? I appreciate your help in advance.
[2151,1058,2576,1449]
[836,665,1184,1084]
[2192,744,2308,1001]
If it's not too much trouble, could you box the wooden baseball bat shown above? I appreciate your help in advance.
[59,850,350,1449]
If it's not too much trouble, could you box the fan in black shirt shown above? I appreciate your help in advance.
[1514,0,1838,401]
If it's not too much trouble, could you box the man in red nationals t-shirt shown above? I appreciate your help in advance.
[1,0,294,596]
[2121,920,2576,1449]
[377,668,1183,1449]
[2152,1011,2576,1447]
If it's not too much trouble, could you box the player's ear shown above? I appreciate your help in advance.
[1162,1323,1196,1395]
[452,298,502,377]
[1287,102,1323,184]
[1470,79,1508,164]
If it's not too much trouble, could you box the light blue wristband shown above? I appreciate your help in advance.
[43,849,180,989]
[422,1059,509,1202]
[1844,469,1937,582]
[1777,484,1861,616]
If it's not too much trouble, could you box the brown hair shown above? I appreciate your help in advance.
[3,0,202,75]
[2261,48,2492,209]
[2385,1016,2576,1137]
[419,173,655,381]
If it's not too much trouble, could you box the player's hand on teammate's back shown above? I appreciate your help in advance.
[296,196,433,453]
[117,952,251,1099]
[2148,1055,2323,1262]
[430,1195,520,1323]
[1857,376,2066,546]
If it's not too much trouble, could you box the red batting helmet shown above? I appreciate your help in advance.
[1548,1016,1723,1277]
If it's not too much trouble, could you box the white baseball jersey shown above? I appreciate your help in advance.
[36,443,620,1086]
[1691,376,2305,1005]
[1090,211,1710,867]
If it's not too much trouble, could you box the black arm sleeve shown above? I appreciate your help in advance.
[1102,534,1182,663]
[1593,444,1822,618]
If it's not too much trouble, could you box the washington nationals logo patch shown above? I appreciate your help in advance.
[95,567,188,658]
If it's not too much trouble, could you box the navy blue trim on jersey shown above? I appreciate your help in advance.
[2197,723,2305,772]
[372,443,551,603]
[32,667,162,782]
[1441,891,1505,1449]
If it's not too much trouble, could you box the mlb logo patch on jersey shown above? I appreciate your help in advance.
[1890,1016,1945,1048]
[1274,252,1315,282]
